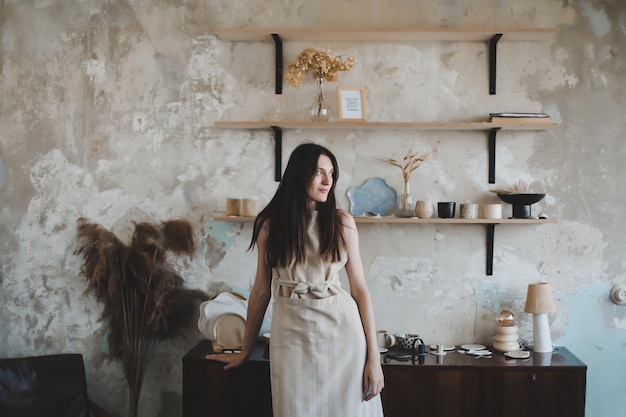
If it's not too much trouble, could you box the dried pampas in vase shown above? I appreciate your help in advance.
[75,217,208,417]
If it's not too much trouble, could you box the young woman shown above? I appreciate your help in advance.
[206,143,384,417]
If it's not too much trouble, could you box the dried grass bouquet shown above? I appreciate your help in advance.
[75,217,208,417]
[382,142,440,216]
[382,141,440,183]
[285,47,356,87]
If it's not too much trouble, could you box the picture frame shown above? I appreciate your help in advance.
[337,87,366,121]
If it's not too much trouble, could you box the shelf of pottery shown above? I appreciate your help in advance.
[212,26,560,275]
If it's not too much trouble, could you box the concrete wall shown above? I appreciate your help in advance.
[1,0,625,416]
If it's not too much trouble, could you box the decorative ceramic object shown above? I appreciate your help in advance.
[496,193,546,219]
[347,177,397,216]
[415,201,434,218]
[460,203,479,219]
[395,333,421,350]
[482,203,503,219]
[493,309,520,352]
[437,202,456,218]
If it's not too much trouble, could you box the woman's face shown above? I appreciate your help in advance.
[307,154,334,204]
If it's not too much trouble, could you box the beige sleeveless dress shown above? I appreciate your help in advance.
[269,217,384,417]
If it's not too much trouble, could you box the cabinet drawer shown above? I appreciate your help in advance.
[382,367,481,417]
[483,369,586,417]
[183,360,272,417]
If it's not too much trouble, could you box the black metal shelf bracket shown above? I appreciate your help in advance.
[486,223,496,275]
[488,127,501,184]
[271,34,283,94]
[489,34,503,95]
[270,126,282,182]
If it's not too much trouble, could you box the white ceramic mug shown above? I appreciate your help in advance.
[377,330,396,348]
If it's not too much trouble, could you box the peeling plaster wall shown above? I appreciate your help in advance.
[1,0,625,416]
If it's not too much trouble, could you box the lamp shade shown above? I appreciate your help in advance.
[524,282,556,313]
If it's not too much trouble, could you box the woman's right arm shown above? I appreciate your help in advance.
[205,225,272,369]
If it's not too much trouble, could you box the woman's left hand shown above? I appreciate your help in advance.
[204,351,249,370]
[362,358,385,401]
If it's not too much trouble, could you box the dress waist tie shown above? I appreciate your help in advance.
[274,277,339,299]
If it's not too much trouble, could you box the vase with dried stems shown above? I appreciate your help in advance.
[382,142,439,217]
[74,218,208,417]
[310,77,330,122]
[285,47,356,121]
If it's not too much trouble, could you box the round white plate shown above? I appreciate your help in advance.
[504,351,531,359]
[461,344,486,351]
[467,349,492,356]
[430,344,455,351]
[379,347,389,354]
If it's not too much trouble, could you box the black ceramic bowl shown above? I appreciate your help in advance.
[496,193,546,218]
[496,193,546,206]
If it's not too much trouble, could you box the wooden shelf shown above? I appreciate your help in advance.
[212,215,557,275]
[213,215,556,225]
[214,120,558,183]
[215,120,559,131]
[213,27,560,276]
[214,27,558,95]
[214,27,558,43]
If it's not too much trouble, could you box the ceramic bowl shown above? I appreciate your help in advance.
[395,333,421,350]
[496,193,545,206]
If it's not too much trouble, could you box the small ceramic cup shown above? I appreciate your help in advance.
[437,202,456,218]
[415,201,435,218]
[482,203,503,219]
[460,203,479,219]
[241,198,259,217]
[226,198,243,216]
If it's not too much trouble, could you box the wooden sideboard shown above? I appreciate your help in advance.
[182,340,586,417]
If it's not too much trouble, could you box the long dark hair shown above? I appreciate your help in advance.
[249,143,345,267]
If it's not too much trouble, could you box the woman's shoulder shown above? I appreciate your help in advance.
[338,209,357,228]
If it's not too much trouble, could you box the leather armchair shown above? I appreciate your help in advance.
[0,353,114,417]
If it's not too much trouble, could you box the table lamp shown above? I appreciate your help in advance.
[524,282,556,353]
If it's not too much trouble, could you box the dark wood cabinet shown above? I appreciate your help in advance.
[483,368,586,417]
[182,341,272,417]
[182,341,586,417]
[382,367,481,417]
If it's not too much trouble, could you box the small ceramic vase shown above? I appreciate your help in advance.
[415,201,434,218]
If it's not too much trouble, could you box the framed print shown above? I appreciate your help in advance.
[337,87,366,121]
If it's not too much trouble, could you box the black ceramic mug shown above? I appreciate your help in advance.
[438,202,456,218]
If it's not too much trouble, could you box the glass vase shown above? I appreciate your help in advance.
[398,180,414,217]
[310,77,330,121]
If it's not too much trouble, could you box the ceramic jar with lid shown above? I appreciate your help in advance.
[493,309,520,352]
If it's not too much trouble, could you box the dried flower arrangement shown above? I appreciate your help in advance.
[74,217,208,417]
[285,47,356,87]
[382,142,439,216]
[491,179,535,194]
[382,141,440,184]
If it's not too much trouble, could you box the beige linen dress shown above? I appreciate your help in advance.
[269,218,384,417]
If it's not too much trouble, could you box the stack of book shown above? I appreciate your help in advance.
[489,112,552,124]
